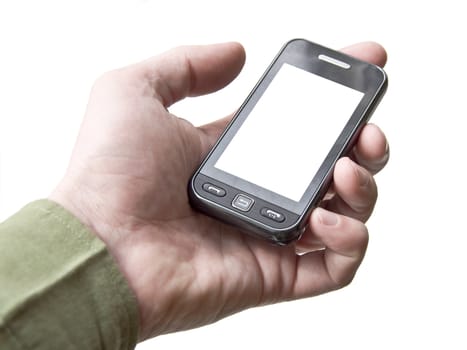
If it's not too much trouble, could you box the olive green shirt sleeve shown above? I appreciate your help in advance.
[0,200,139,349]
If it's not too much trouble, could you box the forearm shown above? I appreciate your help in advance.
[0,200,138,349]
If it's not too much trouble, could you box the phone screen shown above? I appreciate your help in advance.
[214,63,364,202]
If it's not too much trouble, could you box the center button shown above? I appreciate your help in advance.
[232,194,254,212]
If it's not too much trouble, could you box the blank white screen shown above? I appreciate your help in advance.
[215,63,364,202]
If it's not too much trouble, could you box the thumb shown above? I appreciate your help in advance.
[136,42,245,107]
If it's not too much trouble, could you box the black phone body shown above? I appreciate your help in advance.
[189,39,387,245]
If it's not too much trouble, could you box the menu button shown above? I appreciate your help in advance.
[232,194,254,212]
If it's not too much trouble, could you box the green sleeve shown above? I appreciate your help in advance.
[0,200,139,349]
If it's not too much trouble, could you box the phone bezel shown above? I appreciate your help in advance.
[189,39,387,244]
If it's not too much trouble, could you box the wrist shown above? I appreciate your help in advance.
[49,180,148,339]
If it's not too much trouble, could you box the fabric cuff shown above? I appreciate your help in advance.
[0,200,139,349]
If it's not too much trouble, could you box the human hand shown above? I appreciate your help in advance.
[50,41,388,340]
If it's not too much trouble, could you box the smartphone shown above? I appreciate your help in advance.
[189,39,387,245]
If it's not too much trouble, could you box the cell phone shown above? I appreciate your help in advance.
[189,39,387,245]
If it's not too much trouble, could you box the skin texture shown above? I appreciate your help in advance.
[50,41,389,340]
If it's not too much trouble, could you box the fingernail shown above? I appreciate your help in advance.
[354,163,370,187]
[381,142,390,163]
[317,208,338,226]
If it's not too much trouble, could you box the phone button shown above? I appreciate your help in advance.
[260,208,286,223]
[202,183,226,197]
[232,194,254,212]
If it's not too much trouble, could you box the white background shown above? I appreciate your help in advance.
[0,1,465,349]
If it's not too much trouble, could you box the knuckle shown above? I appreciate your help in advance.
[331,222,368,289]
[348,219,369,252]
[93,66,140,91]
[91,70,122,95]
[352,179,378,221]
[356,223,370,249]
[337,273,355,289]
[94,68,124,86]
[329,268,356,290]
[91,67,148,102]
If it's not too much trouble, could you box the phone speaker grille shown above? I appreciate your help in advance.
[318,54,351,69]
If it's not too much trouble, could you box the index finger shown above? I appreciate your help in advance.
[340,41,387,67]
[136,42,246,107]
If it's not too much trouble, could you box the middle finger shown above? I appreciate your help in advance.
[324,157,378,223]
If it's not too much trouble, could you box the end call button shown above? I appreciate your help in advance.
[260,207,285,223]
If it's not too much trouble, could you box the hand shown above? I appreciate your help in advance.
[50,41,389,340]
